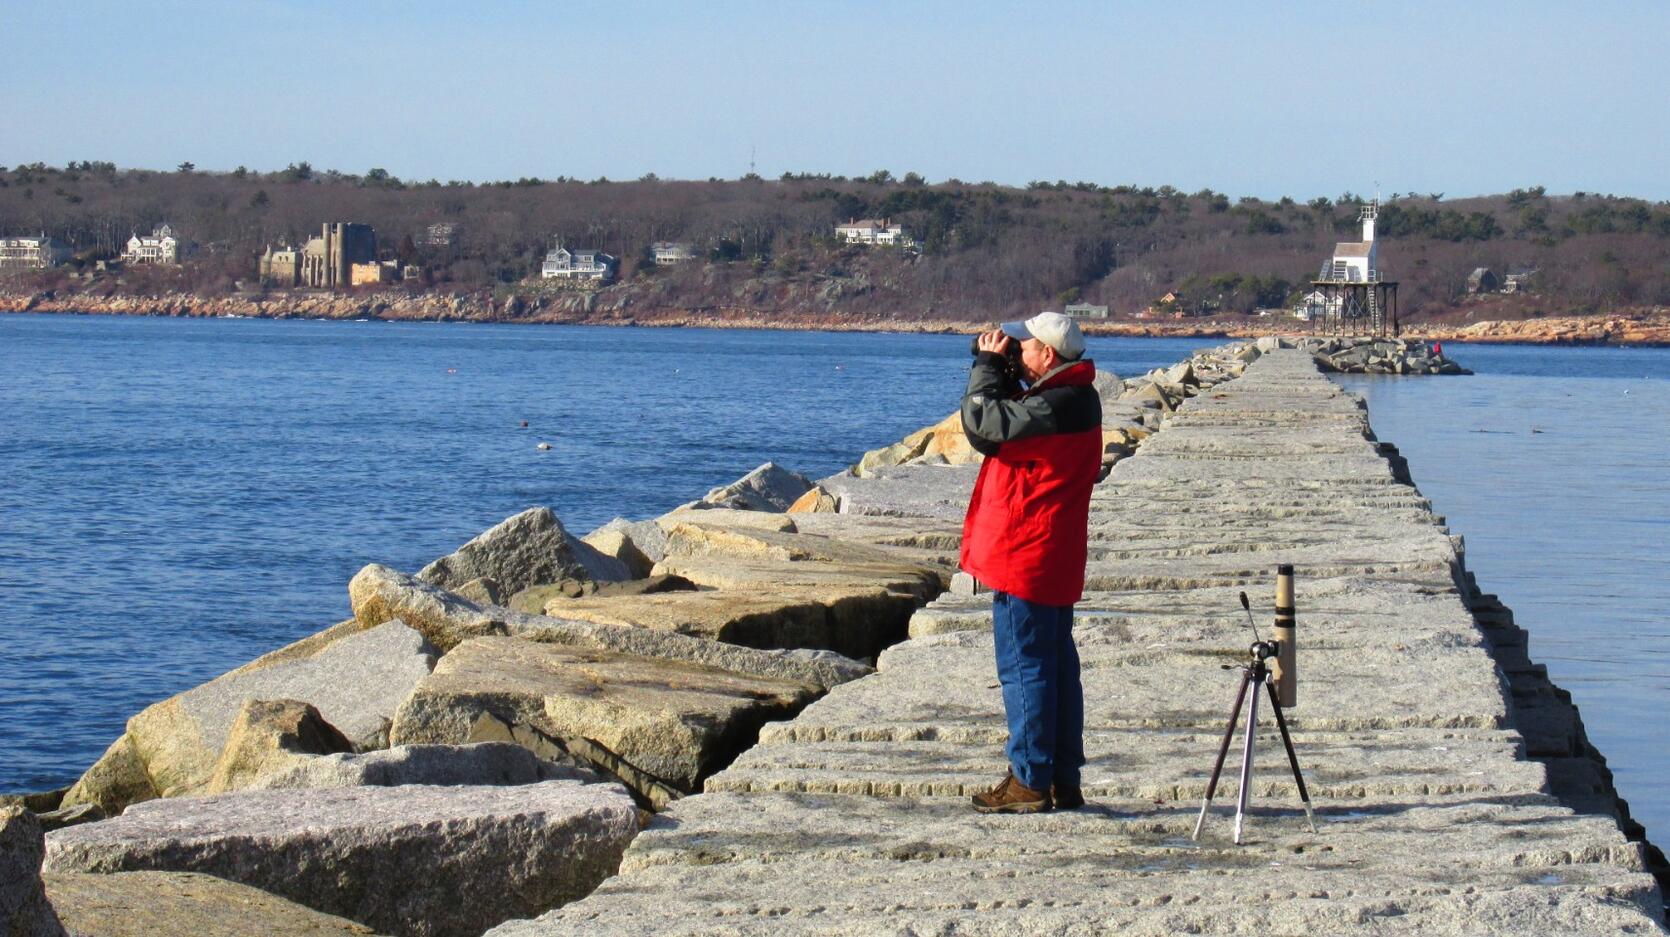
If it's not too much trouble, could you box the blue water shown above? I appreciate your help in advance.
[0,313,1208,794]
[1336,343,1670,842]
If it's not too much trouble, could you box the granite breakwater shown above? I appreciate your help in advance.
[497,346,1666,935]
[4,339,1662,936]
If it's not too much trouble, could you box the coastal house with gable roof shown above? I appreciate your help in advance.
[652,242,695,265]
[0,234,72,271]
[124,224,183,265]
[835,218,910,246]
[1467,267,1500,294]
[541,247,616,281]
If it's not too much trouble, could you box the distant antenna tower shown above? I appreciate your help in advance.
[749,145,756,177]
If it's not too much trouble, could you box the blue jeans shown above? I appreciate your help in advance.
[991,590,1084,792]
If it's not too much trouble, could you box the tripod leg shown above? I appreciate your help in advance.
[1233,678,1261,845]
[1266,681,1318,834]
[1192,669,1253,841]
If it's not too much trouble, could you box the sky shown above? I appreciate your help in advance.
[4,1,1668,201]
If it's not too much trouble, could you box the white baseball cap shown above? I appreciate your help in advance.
[1000,311,1085,360]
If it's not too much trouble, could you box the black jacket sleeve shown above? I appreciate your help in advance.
[960,354,1100,454]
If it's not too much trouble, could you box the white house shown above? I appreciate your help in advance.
[124,224,181,265]
[1504,267,1538,294]
[1323,200,1379,282]
[1293,289,1338,321]
[835,218,909,246]
[0,235,72,271]
[541,247,616,281]
[1063,303,1109,319]
[652,241,695,264]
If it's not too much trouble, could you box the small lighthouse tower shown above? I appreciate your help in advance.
[1312,196,1398,336]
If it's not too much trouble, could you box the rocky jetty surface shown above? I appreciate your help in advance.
[484,347,1666,936]
[6,338,1662,936]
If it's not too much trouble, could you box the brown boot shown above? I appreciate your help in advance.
[971,771,1051,814]
[1052,784,1084,810]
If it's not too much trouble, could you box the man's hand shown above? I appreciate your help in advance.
[977,329,1012,355]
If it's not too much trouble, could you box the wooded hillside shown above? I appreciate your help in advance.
[3,162,1667,322]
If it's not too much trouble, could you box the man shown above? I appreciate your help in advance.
[959,310,1103,814]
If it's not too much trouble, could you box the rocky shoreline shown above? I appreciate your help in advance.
[3,338,1664,936]
[3,288,1669,346]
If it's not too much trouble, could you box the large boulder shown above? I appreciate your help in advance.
[45,871,380,937]
[856,435,931,477]
[580,518,668,578]
[419,507,628,595]
[817,464,979,521]
[62,620,436,814]
[389,636,815,794]
[916,412,982,465]
[247,742,596,790]
[538,585,912,660]
[655,506,797,533]
[1091,369,1124,413]
[659,518,947,588]
[1,807,66,937]
[696,462,814,512]
[204,699,354,794]
[351,566,506,651]
[350,565,872,690]
[787,484,839,513]
[44,781,638,937]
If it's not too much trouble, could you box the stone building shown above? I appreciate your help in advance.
[350,260,405,286]
[258,244,302,286]
[0,235,72,271]
[1064,303,1109,319]
[300,223,377,288]
[124,224,181,265]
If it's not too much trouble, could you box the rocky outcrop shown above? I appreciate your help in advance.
[44,781,638,937]
[45,871,381,937]
[246,742,596,790]
[1,807,67,937]
[203,699,354,794]
[1293,335,1471,374]
[62,620,435,814]
[419,507,629,595]
[389,636,816,795]
[1416,309,1670,346]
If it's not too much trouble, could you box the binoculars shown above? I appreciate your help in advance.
[969,335,1023,379]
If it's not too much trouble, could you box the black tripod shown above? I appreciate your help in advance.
[1191,639,1318,844]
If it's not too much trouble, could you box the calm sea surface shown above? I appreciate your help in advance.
[1336,344,1670,841]
[3,317,1666,847]
[0,313,1204,794]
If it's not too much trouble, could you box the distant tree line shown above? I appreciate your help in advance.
[2,161,1668,318]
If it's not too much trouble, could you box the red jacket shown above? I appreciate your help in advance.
[958,356,1103,606]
